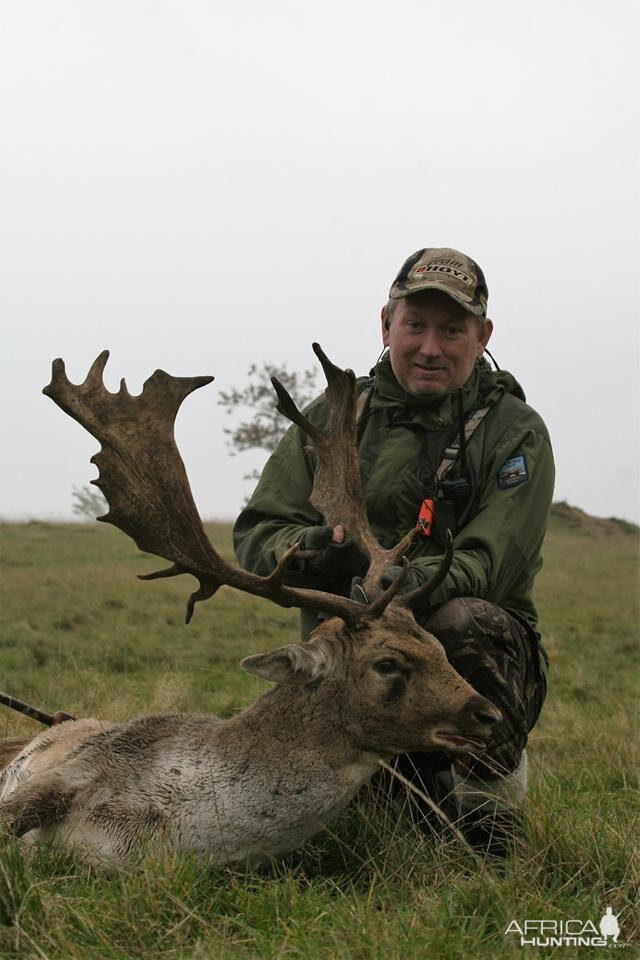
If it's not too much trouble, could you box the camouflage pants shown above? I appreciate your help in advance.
[398,597,548,785]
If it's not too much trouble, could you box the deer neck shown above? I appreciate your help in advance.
[167,681,378,864]
[224,681,377,773]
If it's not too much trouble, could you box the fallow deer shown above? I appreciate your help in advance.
[0,345,500,866]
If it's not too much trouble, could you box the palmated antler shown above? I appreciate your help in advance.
[43,352,404,625]
[272,343,450,604]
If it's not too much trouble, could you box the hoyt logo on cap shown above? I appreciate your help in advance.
[389,247,489,317]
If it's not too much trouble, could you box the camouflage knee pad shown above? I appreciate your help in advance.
[419,597,547,781]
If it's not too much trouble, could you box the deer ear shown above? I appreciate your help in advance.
[241,643,331,686]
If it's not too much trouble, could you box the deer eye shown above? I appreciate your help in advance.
[373,659,400,675]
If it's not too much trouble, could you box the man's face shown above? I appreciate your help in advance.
[381,291,493,396]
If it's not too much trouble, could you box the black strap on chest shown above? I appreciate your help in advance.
[355,380,375,442]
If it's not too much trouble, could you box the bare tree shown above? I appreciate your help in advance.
[218,363,318,480]
[71,484,108,521]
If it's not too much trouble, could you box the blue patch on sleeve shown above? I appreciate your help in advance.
[497,454,529,490]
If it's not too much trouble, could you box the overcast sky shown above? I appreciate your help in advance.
[2,0,638,525]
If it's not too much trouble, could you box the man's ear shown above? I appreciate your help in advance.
[381,306,391,347]
[479,318,493,351]
[241,641,332,686]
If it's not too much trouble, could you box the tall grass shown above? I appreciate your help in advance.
[0,514,638,958]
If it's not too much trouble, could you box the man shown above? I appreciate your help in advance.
[234,247,554,851]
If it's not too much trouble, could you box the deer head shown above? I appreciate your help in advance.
[241,609,498,756]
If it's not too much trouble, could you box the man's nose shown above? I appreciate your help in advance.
[418,330,442,358]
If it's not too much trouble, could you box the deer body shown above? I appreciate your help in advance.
[0,613,498,865]
[2,714,373,866]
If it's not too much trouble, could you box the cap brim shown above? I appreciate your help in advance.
[389,280,486,317]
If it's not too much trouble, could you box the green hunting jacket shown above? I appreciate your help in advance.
[234,354,554,646]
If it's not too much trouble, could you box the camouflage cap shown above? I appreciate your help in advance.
[389,247,489,317]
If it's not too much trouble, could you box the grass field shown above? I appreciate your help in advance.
[0,508,638,959]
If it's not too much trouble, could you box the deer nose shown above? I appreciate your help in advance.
[470,697,502,727]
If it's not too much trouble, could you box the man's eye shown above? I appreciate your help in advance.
[374,659,399,675]
[445,326,462,336]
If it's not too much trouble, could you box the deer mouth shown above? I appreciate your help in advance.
[433,731,488,752]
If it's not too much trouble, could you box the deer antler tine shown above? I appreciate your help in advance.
[311,343,359,418]
[399,530,454,610]
[138,565,181,581]
[42,358,68,398]
[271,377,323,442]
[265,543,303,590]
[52,357,67,379]
[387,526,422,566]
[85,350,110,388]
[366,558,410,616]
[311,342,356,387]
[185,579,219,624]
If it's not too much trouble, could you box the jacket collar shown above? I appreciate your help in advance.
[369,353,523,428]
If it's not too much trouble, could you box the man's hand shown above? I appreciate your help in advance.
[350,563,424,606]
[297,524,350,575]
[349,576,368,604]
[283,524,365,589]
[380,564,423,594]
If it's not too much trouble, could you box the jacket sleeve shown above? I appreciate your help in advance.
[408,413,555,610]
[233,411,324,577]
